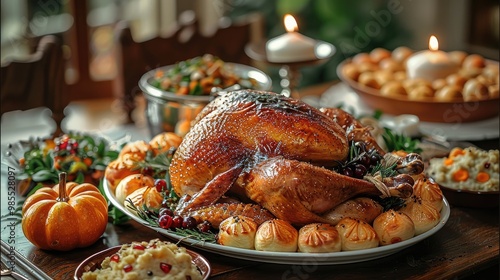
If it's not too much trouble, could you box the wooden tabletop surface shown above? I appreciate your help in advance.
[1,82,499,280]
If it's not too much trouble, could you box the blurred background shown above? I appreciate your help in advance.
[1,0,499,114]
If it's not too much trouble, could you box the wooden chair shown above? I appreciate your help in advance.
[1,35,66,135]
[112,12,264,123]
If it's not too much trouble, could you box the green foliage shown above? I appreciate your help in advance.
[382,128,422,153]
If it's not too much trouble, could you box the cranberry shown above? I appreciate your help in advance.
[182,216,197,229]
[484,162,491,169]
[159,208,174,217]
[172,215,183,228]
[360,155,371,167]
[160,263,172,274]
[133,244,145,250]
[143,166,154,176]
[59,142,68,150]
[158,215,173,229]
[110,254,120,262]
[123,264,133,272]
[155,179,167,192]
[354,164,367,179]
[342,167,353,177]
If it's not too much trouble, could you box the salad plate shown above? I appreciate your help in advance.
[103,179,451,265]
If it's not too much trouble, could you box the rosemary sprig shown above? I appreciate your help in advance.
[125,198,216,244]
[378,196,407,212]
[369,160,398,178]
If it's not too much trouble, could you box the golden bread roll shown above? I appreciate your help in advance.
[298,223,341,253]
[217,216,258,249]
[432,79,447,91]
[400,195,440,235]
[462,54,486,69]
[374,70,394,86]
[412,177,443,211]
[124,185,164,214]
[380,81,407,97]
[407,85,434,100]
[255,219,298,252]
[463,79,489,101]
[370,48,391,64]
[342,63,361,81]
[115,174,155,204]
[118,140,152,161]
[149,132,183,156]
[391,46,413,63]
[336,218,379,251]
[104,158,141,192]
[373,210,415,246]
[358,72,381,89]
[435,85,462,101]
[379,57,404,72]
[352,52,373,65]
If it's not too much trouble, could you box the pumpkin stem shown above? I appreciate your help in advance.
[57,172,69,202]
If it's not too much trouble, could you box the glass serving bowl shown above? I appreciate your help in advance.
[139,63,272,137]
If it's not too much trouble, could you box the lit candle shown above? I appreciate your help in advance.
[406,35,459,81]
[266,14,318,63]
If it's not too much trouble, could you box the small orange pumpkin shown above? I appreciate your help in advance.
[21,172,108,251]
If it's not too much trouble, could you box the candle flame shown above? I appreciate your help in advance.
[429,35,439,51]
[284,14,298,32]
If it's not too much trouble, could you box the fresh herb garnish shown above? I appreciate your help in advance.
[382,128,422,154]
[126,199,216,244]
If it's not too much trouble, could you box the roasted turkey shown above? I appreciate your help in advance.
[169,90,416,226]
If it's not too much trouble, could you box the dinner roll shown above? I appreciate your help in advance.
[149,132,183,156]
[400,195,441,235]
[373,210,415,246]
[104,158,142,192]
[298,223,341,253]
[115,174,155,204]
[335,218,379,251]
[412,177,444,211]
[124,185,164,214]
[255,219,298,252]
[217,216,258,250]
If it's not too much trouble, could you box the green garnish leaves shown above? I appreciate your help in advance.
[382,127,422,154]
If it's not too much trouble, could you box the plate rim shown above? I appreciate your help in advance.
[73,244,211,280]
[103,179,451,265]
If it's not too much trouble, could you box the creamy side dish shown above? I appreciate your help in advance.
[81,239,203,280]
[426,147,499,192]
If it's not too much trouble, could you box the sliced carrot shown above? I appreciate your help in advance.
[178,86,189,95]
[444,158,454,166]
[155,70,164,78]
[449,147,465,159]
[19,157,25,166]
[476,172,490,183]
[452,168,469,182]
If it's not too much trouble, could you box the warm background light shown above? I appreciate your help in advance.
[284,14,298,32]
[429,35,439,51]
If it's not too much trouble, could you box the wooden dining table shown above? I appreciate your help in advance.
[1,82,499,280]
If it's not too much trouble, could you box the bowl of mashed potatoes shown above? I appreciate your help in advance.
[75,239,211,280]
[426,147,499,208]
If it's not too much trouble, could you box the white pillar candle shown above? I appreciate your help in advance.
[266,14,318,63]
[406,36,459,81]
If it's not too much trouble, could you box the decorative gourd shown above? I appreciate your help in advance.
[21,172,108,251]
